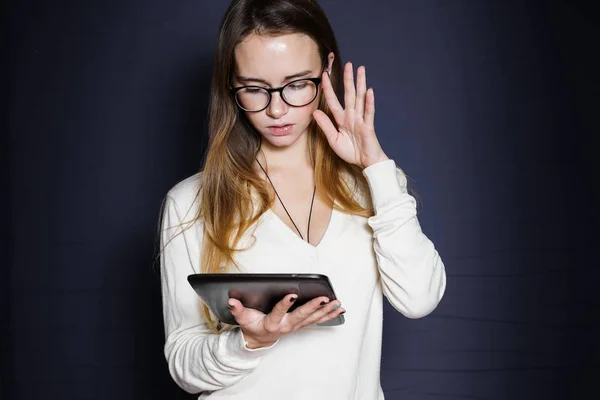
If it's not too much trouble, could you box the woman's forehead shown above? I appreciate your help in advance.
[234,33,321,81]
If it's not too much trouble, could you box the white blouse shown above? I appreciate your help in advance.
[160,159,446,399]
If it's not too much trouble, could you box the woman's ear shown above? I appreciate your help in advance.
[326,52,335,74]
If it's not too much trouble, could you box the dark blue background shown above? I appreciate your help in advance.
[3,0,598,399]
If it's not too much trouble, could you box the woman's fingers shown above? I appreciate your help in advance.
[295,299,343,328]
[234,294,344,342]
[287,296,331,323]
[321,70,344,126]
[355,65,367,119]
[314,306,345,326]
[322,62,370,129]
[364,87,375,128]
[313,110,338,144]
[343,62,356,111]
[263,294,298,328]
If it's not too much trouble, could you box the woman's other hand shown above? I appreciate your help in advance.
[227,294,345,349]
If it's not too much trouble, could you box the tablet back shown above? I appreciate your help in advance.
[187,273,344,326]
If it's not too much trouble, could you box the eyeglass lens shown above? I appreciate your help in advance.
[236,80,318,111]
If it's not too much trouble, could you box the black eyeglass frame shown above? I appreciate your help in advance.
[230,76,324,112]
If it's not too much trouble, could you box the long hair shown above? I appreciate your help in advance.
[199,0,374,332]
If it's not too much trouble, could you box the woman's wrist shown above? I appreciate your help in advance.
[362,152,389,169]
[241,330,277,349]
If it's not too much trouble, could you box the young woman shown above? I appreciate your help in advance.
[159,0,446,398]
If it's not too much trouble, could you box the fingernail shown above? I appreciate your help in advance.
[340,310,346,315]
[332,304,340,311]
[290,295,298,303]
[320,300,329,306]
[227,299,234,309]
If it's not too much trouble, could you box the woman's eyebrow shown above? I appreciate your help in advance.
[236,69,313,85]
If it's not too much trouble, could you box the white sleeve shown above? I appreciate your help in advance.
[362,160,447,318]
[160,195,274,394]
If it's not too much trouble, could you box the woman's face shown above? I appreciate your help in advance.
[233,33,331,149]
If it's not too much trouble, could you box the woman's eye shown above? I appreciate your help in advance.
[245,88,263,94]
[289,83,308,90]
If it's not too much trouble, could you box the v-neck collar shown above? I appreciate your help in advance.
[264,206,339,252]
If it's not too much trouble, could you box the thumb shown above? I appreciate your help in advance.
[228,298,245,322]
[312,110,338,144]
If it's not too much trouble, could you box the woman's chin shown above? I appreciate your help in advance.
[262,130,306,148]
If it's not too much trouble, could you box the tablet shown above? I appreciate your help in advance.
[187,273,345,326]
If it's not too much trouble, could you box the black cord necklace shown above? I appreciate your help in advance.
[257,159,316,243]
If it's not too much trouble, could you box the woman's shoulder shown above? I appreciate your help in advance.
[164,171,203,219]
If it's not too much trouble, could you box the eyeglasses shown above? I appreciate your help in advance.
[230,77,323,112]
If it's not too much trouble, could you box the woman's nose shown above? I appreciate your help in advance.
[265,92,289,119]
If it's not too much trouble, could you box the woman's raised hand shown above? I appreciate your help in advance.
[312,62,389,169]
[228,294,345,349]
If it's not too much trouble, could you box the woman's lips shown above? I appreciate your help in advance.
[267,124,294,136]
